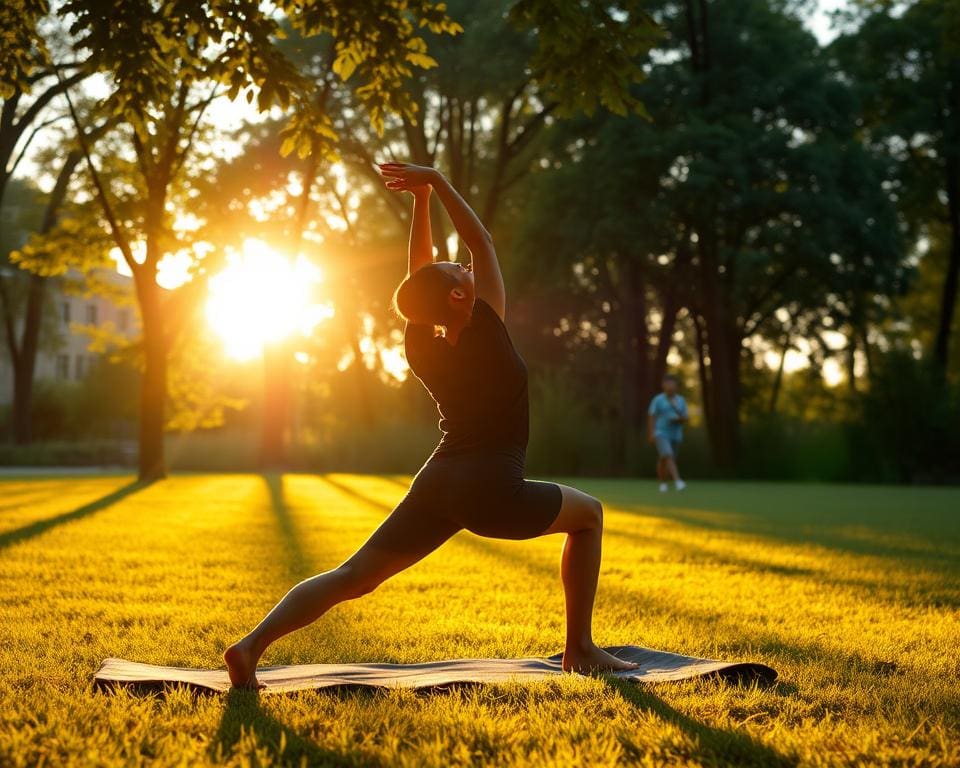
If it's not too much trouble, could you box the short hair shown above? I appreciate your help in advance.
[393,263,460,325]
[662,373,679,383]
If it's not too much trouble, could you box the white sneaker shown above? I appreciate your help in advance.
[675,479,687,491]
[659,483,669,493]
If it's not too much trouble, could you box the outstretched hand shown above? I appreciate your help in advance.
[377,162,437,195]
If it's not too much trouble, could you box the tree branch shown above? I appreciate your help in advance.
[13,70,87,149]
[56,69,139,274]
[6,114,69,176]
[170,85,220,178]
[506,102,557,157]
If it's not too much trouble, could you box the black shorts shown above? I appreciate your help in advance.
[373,448,563,550]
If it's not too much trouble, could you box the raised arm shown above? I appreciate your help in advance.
[378,163,506,320]
[430,174,505,319]
[407,187,433,276]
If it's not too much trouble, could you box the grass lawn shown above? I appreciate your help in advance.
[1,474,958,767]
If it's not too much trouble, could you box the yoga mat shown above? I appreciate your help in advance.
[94,646,777,694]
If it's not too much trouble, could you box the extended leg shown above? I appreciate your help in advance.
[225,504,458,687]
[541,485,638,673]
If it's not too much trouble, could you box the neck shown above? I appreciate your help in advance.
[442,307,471,346]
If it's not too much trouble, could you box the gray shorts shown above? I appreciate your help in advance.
[654,435,680,459]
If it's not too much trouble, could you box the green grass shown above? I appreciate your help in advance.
[1,475,958,767]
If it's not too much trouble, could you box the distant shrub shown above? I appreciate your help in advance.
[850,352,960,484]
[526,372,616,476]
[0,439,135,467]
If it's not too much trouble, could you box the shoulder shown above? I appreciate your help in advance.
[649,393,664,410]
[470,298,509,334]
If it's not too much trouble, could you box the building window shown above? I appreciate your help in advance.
[75,355,85,380]
[56,354,70,380]
[61,301,71,325]
[86,304,98,325]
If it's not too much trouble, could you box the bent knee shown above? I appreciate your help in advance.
[584,495,604,530]
[569,493,603,532]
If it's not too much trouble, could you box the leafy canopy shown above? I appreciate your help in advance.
[61,0,463,159]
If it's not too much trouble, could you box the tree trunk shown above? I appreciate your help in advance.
[651,285,680,399]
[692,312,713,443]
[698,237,741,470]
[136,277,167,481]
[11,274,45,443]
[618,261,646,474]
[769,333,789,415]
[933,155,959,374]
[10,150,82,444]
[260,340,292,470]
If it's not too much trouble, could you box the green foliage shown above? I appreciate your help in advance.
[832,0,960,370]
[62,0,462,159]
[526,371,614,475]
[853,351,960,483]
[509,0,659,118]
[0,0,50,97]
[12,360,140,441]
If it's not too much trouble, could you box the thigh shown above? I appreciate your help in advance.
[464,478,562,541]
[342,491,461,584]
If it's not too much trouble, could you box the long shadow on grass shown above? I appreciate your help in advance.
[213,689,373,767]
[262,473,312,579]
[259,474,369,666]
[0,480,75,513]
[317,474,400,515]
[604,679,797,767]
[0,478,148,552]
[590,482,960,567]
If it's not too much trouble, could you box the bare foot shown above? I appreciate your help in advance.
[224,639,264,689]
[563,643,639,674]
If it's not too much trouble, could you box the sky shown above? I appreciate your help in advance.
[807,0,848,44]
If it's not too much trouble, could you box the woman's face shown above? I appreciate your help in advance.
[434,261,475,314]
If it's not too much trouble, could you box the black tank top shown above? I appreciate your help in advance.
[404,298,529,455]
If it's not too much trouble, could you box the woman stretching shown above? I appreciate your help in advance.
[225,163,636,687]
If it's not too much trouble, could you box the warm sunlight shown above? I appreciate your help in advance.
[205,238,333,361]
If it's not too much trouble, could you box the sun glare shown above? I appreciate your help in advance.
[206,238,332,361]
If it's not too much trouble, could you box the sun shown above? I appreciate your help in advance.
[206,238,333,361]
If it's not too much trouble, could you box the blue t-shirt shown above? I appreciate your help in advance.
[648,393,687,442]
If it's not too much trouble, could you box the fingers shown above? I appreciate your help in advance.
[376,163,407,178]
[377,162,424,194]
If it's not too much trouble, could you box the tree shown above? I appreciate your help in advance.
[19,0,461,480]
[515,110,689,472]
[831,0,960,376]
[517,0,906,471]
[0,6,91,443]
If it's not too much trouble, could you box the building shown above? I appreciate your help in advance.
[0,268,139,405]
